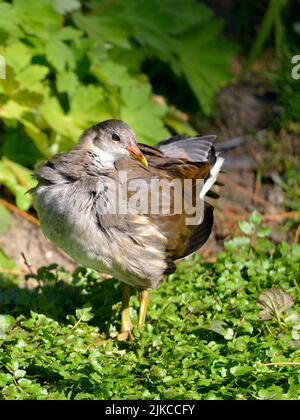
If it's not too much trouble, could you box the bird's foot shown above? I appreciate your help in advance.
[109,328,134,342]
[116,330,135,342]
[117,297,134,341]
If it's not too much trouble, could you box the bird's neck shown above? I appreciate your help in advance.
[94,150,117,169]
[76,146,119,170]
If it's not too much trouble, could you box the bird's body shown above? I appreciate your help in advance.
[33,162,167,289]
[31,119,223,337]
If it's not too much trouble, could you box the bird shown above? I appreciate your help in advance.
[31,119,224,340]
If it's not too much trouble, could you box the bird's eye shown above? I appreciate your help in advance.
[112,133,120,141]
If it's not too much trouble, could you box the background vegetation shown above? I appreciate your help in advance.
[0,0,299,400]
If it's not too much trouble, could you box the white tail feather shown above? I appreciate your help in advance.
[200,156,224,199]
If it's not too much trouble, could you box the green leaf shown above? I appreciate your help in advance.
[14,0,61,38]
[2,158,34,190]
[69,85,112,127]
[239,221,254,235]
[0,314,15,338]
[254,238,275,252]
[45,39,76,72]
[14,369,26,379]
[0,249,17,270]
[21,118,51,157]
[56,27,83,41]
[230,365,252,377]
[257,227,272,238]
[0,3,20,35]
[40,97,80,141]
[11,90,44,108]
[257,385,284,400]
[4,43,32,72]
[16,65,49,93]
[56,71,80,96]
[119,0,235,114]
[121,83,169,144]
[224,236,251,251]
[224,328,234,340]
[0,100,28,120]
[73,11,131,49]
[91,60,135,88]
[249,210,262,226]
[173,18,234,113]
[75,307,94,323]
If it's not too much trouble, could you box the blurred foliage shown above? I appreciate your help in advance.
[249,0,300,133]
[0,0,235,208]
[248,0,287,63]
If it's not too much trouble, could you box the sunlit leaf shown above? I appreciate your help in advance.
[4,42,32,72]
[45,39,76,72]
[14,0,60,37]
[250,211,262,226]
[239,221,254,235]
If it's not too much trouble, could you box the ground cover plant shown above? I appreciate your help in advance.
[0,214,299,400]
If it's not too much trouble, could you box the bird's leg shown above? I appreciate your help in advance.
[138,289,150,327]
[117,283,134,341]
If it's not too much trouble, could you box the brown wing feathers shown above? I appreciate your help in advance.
[138,135,217,262]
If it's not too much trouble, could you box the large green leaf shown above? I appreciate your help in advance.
[176,23,235,114]
[118,0,235,114]
[70,85,113,127]
[16,65,49,93]
[14,0,60,38]
[121,83,169,144]
[0,2,20,35]
[73,11,131,49]
[0,100,28,120]
[40,97,80,141]
[92,60,169,143]
[45,39,76,72]
[56,71,80,96]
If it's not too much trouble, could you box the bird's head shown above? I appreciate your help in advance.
[79,119,148,168]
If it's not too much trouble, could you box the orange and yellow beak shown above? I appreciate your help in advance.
[127,145,148,167]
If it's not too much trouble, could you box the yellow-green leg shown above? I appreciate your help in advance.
[117,283,134,341]
[138,289,150,327]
